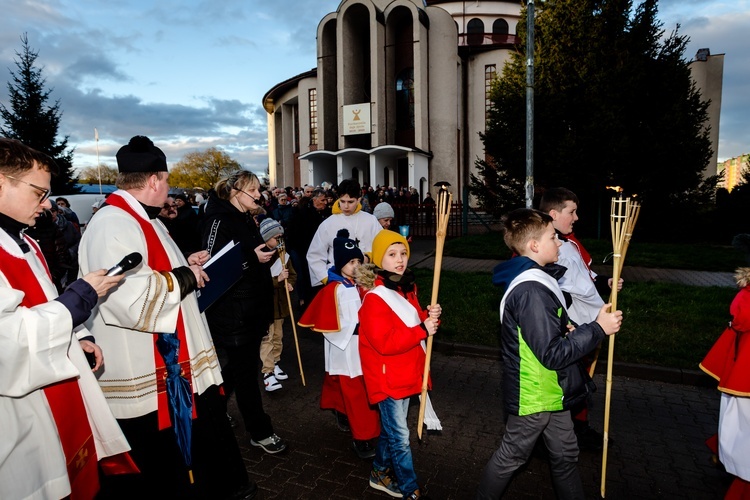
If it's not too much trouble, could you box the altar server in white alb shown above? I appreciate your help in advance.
[78,135,256,499]
[299,229,381,460]
[0,138,131,500]
[700,267,750,499]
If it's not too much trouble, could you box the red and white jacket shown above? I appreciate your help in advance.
[357,275,430,405]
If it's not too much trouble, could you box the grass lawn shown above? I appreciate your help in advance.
[414,268,737,370]
[443,232,747,272]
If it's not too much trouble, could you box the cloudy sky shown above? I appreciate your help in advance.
[1,0,748,177]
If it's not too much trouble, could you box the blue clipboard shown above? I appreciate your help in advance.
[197,242,243,312]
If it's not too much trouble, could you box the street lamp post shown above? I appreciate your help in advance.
[525,0,535,208]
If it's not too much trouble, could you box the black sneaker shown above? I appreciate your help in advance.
[226,480,258,500]
[406,488,431,499]
[333,410,351,432]
[352,439,376,460]
[575,425,605,451]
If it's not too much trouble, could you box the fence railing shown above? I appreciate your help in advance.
[390,202,464,238]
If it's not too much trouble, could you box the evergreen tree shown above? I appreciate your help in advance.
[473,0,713,239]
[1,34,79,194]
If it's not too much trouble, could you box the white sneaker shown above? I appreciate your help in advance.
[274,364,289,381]
[263,373,282,392]
[250,433,287,454]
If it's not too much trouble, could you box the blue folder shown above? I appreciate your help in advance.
[197,242,243,312]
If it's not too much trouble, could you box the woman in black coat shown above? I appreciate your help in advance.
[201,170,287,454]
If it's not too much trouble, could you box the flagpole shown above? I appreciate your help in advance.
[95,128,102,196]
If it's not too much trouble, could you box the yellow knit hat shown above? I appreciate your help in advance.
[370,229,410,268]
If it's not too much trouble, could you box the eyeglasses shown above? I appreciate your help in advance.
[5,175,51,203]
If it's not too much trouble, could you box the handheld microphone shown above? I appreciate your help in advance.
[105,252,143,276]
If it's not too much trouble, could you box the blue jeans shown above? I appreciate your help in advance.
[375,397,419,497]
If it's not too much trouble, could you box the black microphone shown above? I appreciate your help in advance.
[105,252,143,276]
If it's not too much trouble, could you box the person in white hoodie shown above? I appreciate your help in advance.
[307,178,381,289]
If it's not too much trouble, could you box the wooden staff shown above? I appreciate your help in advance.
[588,199,641,378]
[417,181,452,440]
[278,239,306,386]
[600,195,640,498]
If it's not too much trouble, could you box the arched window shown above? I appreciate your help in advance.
[396,68,414,131]
[467,18,484,45]
[492,19,509,35]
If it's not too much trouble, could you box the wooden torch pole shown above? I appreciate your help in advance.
[278,241,305,386]
[601,193,630,497]
[588,199,641,378]
[417,182,452,440]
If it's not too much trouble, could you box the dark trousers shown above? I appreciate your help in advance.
[221,337,275,441]
[476,411,584,500]
[288,249,311,305]
[97,386,248,499]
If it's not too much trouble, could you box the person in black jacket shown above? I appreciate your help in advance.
[286,188,328,309]
[171,193,201,254]
[201,170,287,455]
[476,209,622,499]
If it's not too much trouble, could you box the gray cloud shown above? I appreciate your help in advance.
[3,0,747,180]
[0,0,275,173]
[57,85,269,169]
[215,35,258,49]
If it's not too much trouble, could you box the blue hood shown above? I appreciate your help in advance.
[327,267,356,287]
[492,257,567,293]
[492,256,536,291]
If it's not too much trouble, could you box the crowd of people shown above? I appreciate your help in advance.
[1,134,745,500]
[0,135,444,500]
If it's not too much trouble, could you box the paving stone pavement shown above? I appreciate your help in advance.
[227,240,736,498]
[230,325,731,499]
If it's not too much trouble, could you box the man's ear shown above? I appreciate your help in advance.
[548,209,558,220]
[148,174,160,191]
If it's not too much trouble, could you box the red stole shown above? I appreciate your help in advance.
[566,232,596,282]
[105,193,196,430]
[0,237,99,499]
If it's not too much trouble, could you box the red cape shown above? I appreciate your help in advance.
[700,286,750,396]
[298,281,341,333]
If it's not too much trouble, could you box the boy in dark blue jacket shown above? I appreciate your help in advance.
[476,209,623,499]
